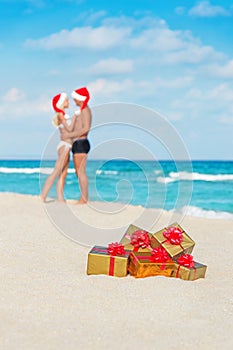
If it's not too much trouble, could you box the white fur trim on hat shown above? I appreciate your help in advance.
[71,91,86,101]
[56,92,68,108]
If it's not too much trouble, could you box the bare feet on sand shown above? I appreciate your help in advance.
[39,195,46,203]
[57,197,66,203]
[39,195,66,203]
[75,198,88,205]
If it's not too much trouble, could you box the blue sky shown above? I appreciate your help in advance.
[0,0,233,159]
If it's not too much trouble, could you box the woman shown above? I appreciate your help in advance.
[40,92,76,202]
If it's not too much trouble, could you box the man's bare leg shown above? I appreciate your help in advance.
[73,153,88,204]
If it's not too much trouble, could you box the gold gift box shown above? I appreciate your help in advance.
[87,245,130,277]
[172,261,207,281]
[120,224,152,252]
[128,251,175,278]
[151,223,195,259]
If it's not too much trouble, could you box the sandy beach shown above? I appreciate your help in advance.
[0,192,233,350]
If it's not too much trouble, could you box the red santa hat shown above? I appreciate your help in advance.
[71,87,90,111]
[52,92,68,115]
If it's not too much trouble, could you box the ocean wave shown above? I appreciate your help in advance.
[157,171,233,183]
[96,170,118,175]
[176,205,233,219]
[0,167,76,175]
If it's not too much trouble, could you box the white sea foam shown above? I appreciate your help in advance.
[0,167,46,174]
[96,170,118,175]
[0,167,76,175]
[157,171,233,183]
[173,205,233,219]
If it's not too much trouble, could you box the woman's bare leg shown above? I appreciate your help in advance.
[40,147,70,202]
[73,153,88,204]
[56,153,70,202]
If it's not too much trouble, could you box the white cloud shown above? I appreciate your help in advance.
[131,27,185,52]
[21,13,232,124]
[87,10,107,23]
[24,15,226,67]
[130,22,224,64]
[164,43,224,64]
[24,26,131,50]
[90,58,134,75]
[206,83,233,102]
[203,60,233,78]
[3,88,25,102]
[189,1,231,17]
[89,75,193,102]
[185,88,202,99]
[168,83,233,123]
[89,78,134,97]
[102,15,163,29]
[0,88,51,120]
[77,10,107,25]
[154,76,193,89]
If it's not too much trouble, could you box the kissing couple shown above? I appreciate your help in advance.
[40,86,92,204]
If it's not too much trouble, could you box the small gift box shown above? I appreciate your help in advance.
[151,223,195,259]
[120,224,152,252]
[128,247,175,278]
[87,243,130,277]
[171,254,207,281]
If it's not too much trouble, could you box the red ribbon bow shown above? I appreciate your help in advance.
[177,254,194,268]
[163,226,183,245]
[150,246,169,263]
[107,242,126,256]
[130,230,150,249]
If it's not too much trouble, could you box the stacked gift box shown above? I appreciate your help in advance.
[87,223,207,281]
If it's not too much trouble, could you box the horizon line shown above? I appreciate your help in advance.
[0,157,232,162]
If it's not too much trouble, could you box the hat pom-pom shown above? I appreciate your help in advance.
[74,109,81,116]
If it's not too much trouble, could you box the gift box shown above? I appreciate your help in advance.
[171,254,207,281]
[128,248,175,278]
[87,244,130,277]
[120,224,152,252]
[151,223,195,259]
[172,261,207,281]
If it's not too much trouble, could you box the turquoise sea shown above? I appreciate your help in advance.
[0,159,232,219]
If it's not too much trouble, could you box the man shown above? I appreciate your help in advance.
[61,87,92,204]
